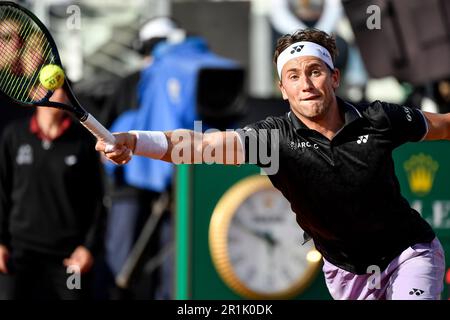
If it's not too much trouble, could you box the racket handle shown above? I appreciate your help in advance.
[81,113,116,145]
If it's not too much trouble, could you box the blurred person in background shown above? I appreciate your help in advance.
[101,17,179,128]
[100,16,179,300]
[98,28,447,300]
[0,95,33,137]
[0,87,105,300]
[405,79,450,114]
[101,17,240,300]
[270,0,368,103]
[0,17,33,136]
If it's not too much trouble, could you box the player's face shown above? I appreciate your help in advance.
[0,20,21,70]
[22,32,44,77]
[279,56,339,122]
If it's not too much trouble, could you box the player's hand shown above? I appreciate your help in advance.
[63,246,94,274]
[0,245,10,274]
[95,132,136,165]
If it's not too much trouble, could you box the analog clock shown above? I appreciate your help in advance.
[209,175,322,299]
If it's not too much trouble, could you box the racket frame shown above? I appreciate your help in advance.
[0,1,115,144]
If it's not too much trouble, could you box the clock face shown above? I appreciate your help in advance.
[209,175,322,299]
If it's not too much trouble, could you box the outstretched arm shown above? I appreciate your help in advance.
[95,130,245,165]
[422,112,450,141]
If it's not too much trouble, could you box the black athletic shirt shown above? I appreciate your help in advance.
[238,97,435,274]
[0,115,105,256]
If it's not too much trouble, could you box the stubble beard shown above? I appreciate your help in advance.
[296,100,329,122]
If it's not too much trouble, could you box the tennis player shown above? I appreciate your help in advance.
[96,28,447,300]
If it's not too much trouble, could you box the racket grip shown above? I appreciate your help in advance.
[81,114,116,145]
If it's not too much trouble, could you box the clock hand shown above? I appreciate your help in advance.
[262,231,277,247]
[233,217,281,250]
[234,217,271,243]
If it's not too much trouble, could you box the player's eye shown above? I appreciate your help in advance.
[288,74,299,80]
[0,33,11,41]
[311,69,321,77]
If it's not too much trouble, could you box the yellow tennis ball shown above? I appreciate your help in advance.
[39,64,65,91]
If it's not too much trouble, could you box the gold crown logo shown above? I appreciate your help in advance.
[403,153,438,196]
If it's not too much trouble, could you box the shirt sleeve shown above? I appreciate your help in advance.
[81,139,106,255]
[236,117,281,167]
[366,101,428,146]
[0,128,13,246]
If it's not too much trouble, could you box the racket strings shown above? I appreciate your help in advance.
[0,14,42,101]
[0,5,55,104]
[2,13,52,102]
[0,9,31,93]
[1,14,39,99]
[0,9,24,94]
[6,13,40,97]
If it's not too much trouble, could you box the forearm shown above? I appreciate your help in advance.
[131,129,244,165]
[0,213,9,246]
[83,202,105,255]
[440,113,450,140]
[0,161,11,246]
[0,197,11,246]
[422,112,450,141]
[130,129,200,163]
[163,130,203,163]
[83,172,105,255]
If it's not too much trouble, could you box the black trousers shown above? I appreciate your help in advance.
[2,248,91,300]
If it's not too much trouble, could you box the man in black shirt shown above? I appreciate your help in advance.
[0,88,105,299]
[96,28,447,300]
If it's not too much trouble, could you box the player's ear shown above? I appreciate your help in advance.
[331,68,340,90]
[278,81,289,100]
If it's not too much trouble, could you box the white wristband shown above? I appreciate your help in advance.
[128,130,168,159]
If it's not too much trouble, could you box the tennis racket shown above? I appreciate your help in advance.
[0,1,115,145]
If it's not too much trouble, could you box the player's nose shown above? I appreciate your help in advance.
[299,74,314,92]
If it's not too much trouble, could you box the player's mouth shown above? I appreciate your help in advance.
[301,94,321,101]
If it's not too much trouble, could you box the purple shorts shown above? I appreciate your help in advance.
[322,237,446,300]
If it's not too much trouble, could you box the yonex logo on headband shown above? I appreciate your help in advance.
[290,45,304,54]
[277,41,334,79]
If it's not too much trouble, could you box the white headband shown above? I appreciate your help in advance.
[276,41,334,79]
